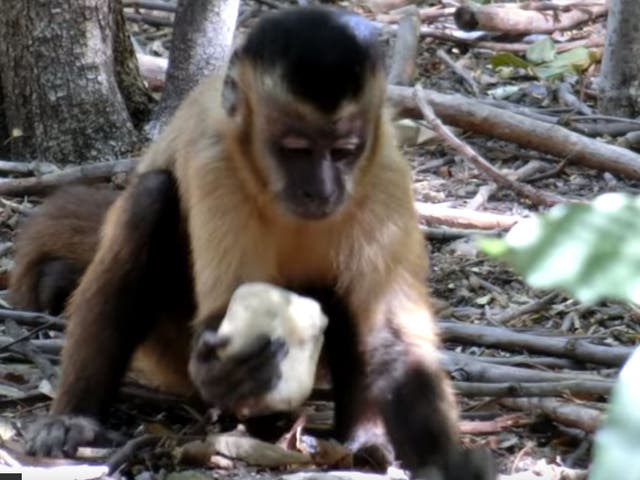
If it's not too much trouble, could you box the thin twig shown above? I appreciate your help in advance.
[0,321,56,353]
[436,49,480,97]
[5,320,57,381]
[414,84,566,207]
[0,309,66,330]
[491,292,560,324]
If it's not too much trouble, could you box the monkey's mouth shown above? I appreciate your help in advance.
[280,193,342,221]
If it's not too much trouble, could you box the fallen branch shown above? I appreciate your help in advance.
[454,379,611,398]
[0,159,134,197]
[389,85,640,179]
[416,28,604,53]
[443,351,610,384]
[415,202,520,230]
[414,84,565,207]
[420,225,501,240]
[454,1,607,34]
[459,413,532,435]
[440,322,633,367]
[500,397,603,432]
[474,355,582,370]
[0,159,58,176]
[136,53,168,91]
[367,0,418,14]
[387,8,420,86]
[376,6,455,23]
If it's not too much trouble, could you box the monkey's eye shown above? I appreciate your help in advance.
[330,137,360,163]
[277,136,313,158]
[281,136,311,150]
[330,148,357,163]
[278,146,314,160]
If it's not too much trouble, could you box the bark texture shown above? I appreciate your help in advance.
[599,0,640,117]
[146,0,239,136]
[0,0,139,164]
[0,80,7,156]
[113,0,155,127]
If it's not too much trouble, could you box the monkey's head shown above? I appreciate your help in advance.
[225,7,386,221]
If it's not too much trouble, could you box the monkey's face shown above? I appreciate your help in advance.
[261,108,367,221]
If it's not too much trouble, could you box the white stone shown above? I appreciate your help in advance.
[217,282,328,415]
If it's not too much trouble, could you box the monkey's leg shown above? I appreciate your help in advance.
[28,170,187,457]
[10,186,117,314]
[358,278,459,473]
[364,291,495,479]
[367,325,457,470]
[299,288,392,470]
[36,258,85,315]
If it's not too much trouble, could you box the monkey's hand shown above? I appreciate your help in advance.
[189,330,289,410]
[25,415,124,458]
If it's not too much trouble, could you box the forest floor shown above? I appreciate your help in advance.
[0,1,638,479]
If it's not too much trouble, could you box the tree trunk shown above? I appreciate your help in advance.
[0,0,139,164]
[146,0,240,136]
[599,0,640,117]
[0,79,7,156]
[113,0,155,128]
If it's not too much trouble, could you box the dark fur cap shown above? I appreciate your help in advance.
[240,7,383,113]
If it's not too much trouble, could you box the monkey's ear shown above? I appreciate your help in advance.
[222,70,239,117]
[222,50,242,117]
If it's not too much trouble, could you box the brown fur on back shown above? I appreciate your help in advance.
[10,186,118,312]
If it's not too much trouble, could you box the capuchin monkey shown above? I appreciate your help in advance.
[10,7,494,479]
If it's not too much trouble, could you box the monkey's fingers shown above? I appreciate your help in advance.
[232,335,288,364]
[223,338,288,405]
[193,337,288,408]
[25,415,116,458]
[194,329,231,362]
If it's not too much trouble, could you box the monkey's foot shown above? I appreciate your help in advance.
[413,447,497,480]
[345,422,395,471]
[25,415,123,458]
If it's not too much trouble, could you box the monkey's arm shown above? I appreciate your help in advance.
[28,170,186,457]
[364,277,458,469]
[358,272,495,478]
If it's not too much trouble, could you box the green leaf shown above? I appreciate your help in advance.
[590,347,640,480]
[490,52,531,69]
[526,37,556,64]
[533,47,593,80]
[477,237,509,257]
[478,193,640,305]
